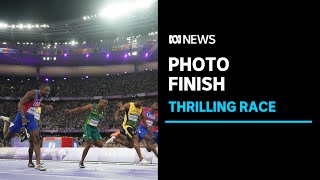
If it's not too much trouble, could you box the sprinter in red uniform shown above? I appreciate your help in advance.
[2,84,52,171]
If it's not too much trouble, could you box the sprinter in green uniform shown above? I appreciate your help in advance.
[64,99,108,168]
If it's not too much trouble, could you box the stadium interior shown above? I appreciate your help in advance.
[0,0,158,148]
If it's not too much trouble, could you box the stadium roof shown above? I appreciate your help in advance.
[0,0,158,41]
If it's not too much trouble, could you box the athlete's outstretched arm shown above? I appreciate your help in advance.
[65,104,93,114]
[115,103,130,121]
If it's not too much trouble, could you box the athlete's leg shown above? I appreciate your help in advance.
[94,140,103,148]
[3,115,21,146]
[80,140,93,167]
[132,134,144,161]
[143,134,158,158]
[80,125,94,168]
[28,138,35,167]
[27,117,45,171]
[114,136,134,148]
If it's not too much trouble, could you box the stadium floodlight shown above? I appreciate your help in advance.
[11,25,15,28]
[128,53,131,56]
[83,16,87,20]
[47,57,50,60]
[36,24,39,28]
[55,42,57,45]
[27,24,31,29]
[19,24,24,29]
[71,41,75,45]
[17,42,20,44]
[54,46,56,48]
[45,78,48,81]
[53,57,56,60]
[32,25,34,28]
[76,42,78,44]
[145,53,149,57]
[64,53,67,57]
[43,57,46,60]
[2,42,6,44]
[107,74,109,76]
[68,42,71,44]
[26,42,29,44]
[7,79,10,81]
[43,24,46,27]
[8,25,11,28]
[132,51,137,56]
[125,72,127,73]
[83,41,86,44]
[100,40,103,42]
[47,25,49,27]
[23,43,26,44]
[52,80,54,82]
[86,76,89,78]
[30,43,33,45]
[145,69,148,70]
[155,31,158,34]
[64,78,67,80]
[43,47,46,49]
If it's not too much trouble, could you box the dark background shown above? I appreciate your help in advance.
[159,1,316,178]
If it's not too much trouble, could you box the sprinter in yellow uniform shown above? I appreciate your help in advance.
[107,100,150,164]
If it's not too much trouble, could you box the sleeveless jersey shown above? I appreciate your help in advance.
[123,102,143,127]
[85,104,104,127]
[140,107,156,128]
[24,90,42,120]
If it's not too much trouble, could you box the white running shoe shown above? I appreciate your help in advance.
[0,116,10,122]
[106,136,116,144]
[139,159,151,164]
[35,164,47,171]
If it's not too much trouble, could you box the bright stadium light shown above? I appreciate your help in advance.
[83,16,87,20]
[19,24,23,29]
[11,24,15,28]
[23,43,26,44]
[55,42,57,45]
[27,24,31,29]
[26,42,29,44]
[53,57,56,60]
[47,57,50,60]
[43,57,46,60]
[17,42,20,44]
[36,24,39,28]
[2,42,6,44]
[32,25,34,28]
[71,41,75,45]
[30,42,33,45]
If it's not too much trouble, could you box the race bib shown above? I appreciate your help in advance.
[27,107,41,120]
[89,119,99,126]
[146,120,154,127]
[128,114,139,122]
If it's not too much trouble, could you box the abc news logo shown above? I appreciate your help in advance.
[169,35,215,45]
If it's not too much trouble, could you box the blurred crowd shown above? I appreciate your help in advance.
[0,70,157,97]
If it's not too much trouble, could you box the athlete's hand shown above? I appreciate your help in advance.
[22,117,28,125]
[46,105,53,111]
[64,109,71,115]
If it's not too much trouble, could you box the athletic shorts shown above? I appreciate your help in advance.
[82,124,102,142]
[121,124,137,139]
[137,124,151,141]
[10,112,38,133]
